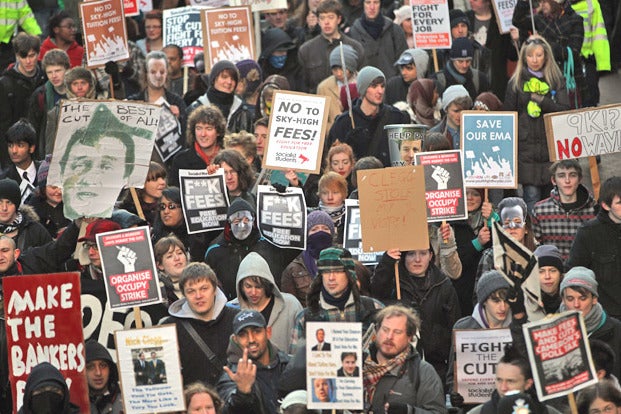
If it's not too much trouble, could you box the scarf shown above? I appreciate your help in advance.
[194,141,220,166]
[360,14,384,40]
[559,302,605,334]
[363,346,411,404]
[523,76,550,118]
[319,203,345,231]
[321,285,351,310]
[446,61,467,85]
[0,212,23,235]
[467,209,484,236]
[207,87,234,118]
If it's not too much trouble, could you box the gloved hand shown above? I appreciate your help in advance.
[386,402,412,414]
[104,61,121,86]
[271,182,287,193]
[507,285,526,316]
[450,391,465,407]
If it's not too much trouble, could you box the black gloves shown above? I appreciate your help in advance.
[386,402,413,414]
[507,285,526,316]
[450,391,465,408]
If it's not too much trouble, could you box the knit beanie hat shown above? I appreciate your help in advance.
[235,59,263,95]
[441,84,469,110]
[329,45,359,73]
[449,9,470,30]
[307,210,335,235]
[228,198,256,217]
[0,178,21,208]
[356,66,385,98]
[209,60,239,88]
[317,247,357,281]
[476,270,510,304]
[474,92,503,111]
[560,266,598,297]
[534,245,564,273]
[393,5,412,25]
[450,37,474,60]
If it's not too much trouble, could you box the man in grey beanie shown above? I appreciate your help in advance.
[326,65,410,167]
[385,48,429,105]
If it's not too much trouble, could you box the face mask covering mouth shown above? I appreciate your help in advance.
[30,390,64,414]
[269,54,287,69]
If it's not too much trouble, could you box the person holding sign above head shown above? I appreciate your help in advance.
[327,66,410,167]
[164,262,238,387]
[217,310,289,414]
[281,210,335,307]
[228,252,302,353]
[371,244,461,384]
[78,219,121,281]
[364,304,447,414]
[501,35,570,213]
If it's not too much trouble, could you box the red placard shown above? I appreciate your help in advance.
[4,272,88,413]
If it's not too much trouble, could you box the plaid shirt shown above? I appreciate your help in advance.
[531,186,596,261]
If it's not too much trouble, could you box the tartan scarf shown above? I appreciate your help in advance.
[363,347,410,404]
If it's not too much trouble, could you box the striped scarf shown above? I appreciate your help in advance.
[363,347,410,404]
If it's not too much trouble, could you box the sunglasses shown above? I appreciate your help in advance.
[159,203,179,211]
[525,37,545,46]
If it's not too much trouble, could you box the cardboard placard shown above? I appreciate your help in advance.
[257,185,307,250]
[163,6,205,67]
[201,6,254,71]
[124,0,139,16]
[229,0,287,12]
[544,104,621,161]
[415,150,467,222]
[80,0,129,68]
[453,329,513,403]
[190,0,230,6]
[47,100,160,219]
[263,91,329,174]
[306,322,363,410]
[179,169,230,234]
[154,103,183,162]
[97,226,162,310]
[115,325,185,413]
[343,200,384,265]
[461,111,518,189]
[4,272,89,413]
[411,0,452,49]
[357,166,429,252]
[523,311,597,401]
[491,0,518,34]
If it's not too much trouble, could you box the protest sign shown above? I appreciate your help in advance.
[453,329,513,403]
[81,0,129,67]
[179,169,230,234]
[4,272,89,413]
[385,124,427,166]
[201,6,254,70]
[47,100,160,219]
[306,322,363,410]
[98,226,162,310]
[115,325,185,413]
[190,0,229,6]
[491,0,517,33]
[358,166,429,252]
[124,0,139,16]
[139,0,153,12]
[154,103,183,162]
[343,199,384,265]
[257,185,306,249]
[544,104,621,161]
[461,111,517,189]
[81,278,169,360]
[163,7,205,66]
[411,0,451,49]
[263,91,329,174]
[229,0,287,12]
[415,150,467,222]
[523,311,597,401]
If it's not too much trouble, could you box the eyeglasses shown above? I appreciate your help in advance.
[159,203,179,211]
[525,37,545,46]
[83,242,98,250]
[59,24,77,30]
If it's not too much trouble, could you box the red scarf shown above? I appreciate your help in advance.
[194,141,220,166]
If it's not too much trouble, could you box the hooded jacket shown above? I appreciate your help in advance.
[163,286,238,386]
[85,340,123,414]
[217,336,289,414]
[18,362,79,414]
[228,252,302,352]
[258,28,304,92]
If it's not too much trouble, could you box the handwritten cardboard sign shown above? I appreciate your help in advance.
[523,311,597,401]
[263,91,329,174]
[358,166,429,252]
[98,226,162,310]
[201,6,254,71]
[544,104,621,161]
[461,111,518,189]
[411,0,451,49]
[4,272,89,413]
[415,150,467,222]
[81,0,129,67]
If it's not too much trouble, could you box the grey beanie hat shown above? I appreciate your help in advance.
[394,48,430,78]
[476,270,510,304]
[441,84,469,110]
[307,210,335,235]
[356,66,385,98]
[329,45,359,73]
[560,266,598,297]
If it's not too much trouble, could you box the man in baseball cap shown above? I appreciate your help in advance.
[219,309,289,414]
